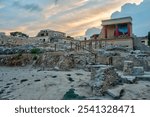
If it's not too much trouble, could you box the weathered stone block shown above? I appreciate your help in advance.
[123,61,133,75]
[132,67,144,75]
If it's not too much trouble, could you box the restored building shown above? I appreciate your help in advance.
[99,17,133,48]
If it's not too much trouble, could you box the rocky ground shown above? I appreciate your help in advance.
[0,66,92,100]
[1,66,150,100]
[90,65,150,100]
[108,81,150,100]
[0,45,150,100]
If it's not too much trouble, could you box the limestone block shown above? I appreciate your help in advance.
[123,61,133,75]
[133,67,144,75]
[107,88,125,99]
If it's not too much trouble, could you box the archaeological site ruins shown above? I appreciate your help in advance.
[0,17,150,100]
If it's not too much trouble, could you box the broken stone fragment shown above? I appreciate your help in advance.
[123,61,133,75]
[107,87,125,99]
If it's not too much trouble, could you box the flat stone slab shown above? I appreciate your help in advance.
[137,75,150,81]
[86,65,109,68]
[107,86,125,99]
[122,76,137,83]
[117,71,137,83]
[133,67,144,75]
[118,71,150,82]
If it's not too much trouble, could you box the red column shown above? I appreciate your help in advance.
[105,26,107,38]
[128,24,130,37]
[116,25,119,37]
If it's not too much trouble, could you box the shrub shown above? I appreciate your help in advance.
[62,88,86,100]
[30,48,41,54]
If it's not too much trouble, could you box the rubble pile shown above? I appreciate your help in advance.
[106,49,150,71]
[33,52,93,70]
[0,52,91,70]
[90,66,121,96]
[89,59,150,99]
[73,53,94,68]
[126,53,150,71]
[34,54,60,68]
[57,54,75,70]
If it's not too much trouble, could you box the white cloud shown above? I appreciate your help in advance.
[111,0,150,36]
[85,27,101,38]
[0,0,143,37]
[0,3,5,9]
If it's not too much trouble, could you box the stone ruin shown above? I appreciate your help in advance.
[123,61,144,76]
[0,34,150,100]
[90,65,121,96]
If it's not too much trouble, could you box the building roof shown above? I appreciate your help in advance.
[102,17,132,26]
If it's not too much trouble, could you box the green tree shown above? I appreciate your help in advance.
[148,32,150,46]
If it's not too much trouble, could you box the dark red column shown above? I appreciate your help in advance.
[128,23,130,37]
[84,37,87,47]
[105,26,107,38]
[116,25,119,37]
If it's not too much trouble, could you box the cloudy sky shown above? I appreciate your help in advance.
[0,0,149,37]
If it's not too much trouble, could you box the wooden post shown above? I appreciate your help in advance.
[78,44,80,51]
[95,54,97,64]
[55,44,56,51]
[82,45,84,51]
[76,43,78,51]
[89,42,91,51]
[84,37,87,47]
[99,41,101,48]
[80,42,81,50]
[70,42,72,49]
[75,44,77,51]
[109,57,113,65]
[95,39,97,49]
[91,40,92,51]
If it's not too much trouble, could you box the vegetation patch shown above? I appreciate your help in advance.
[30,48,41,54]
[63,88,86,100]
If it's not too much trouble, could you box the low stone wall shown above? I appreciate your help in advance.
[0,54,33,66]
[0,52,94,70]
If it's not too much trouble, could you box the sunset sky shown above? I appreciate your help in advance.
[0,0,149,37]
